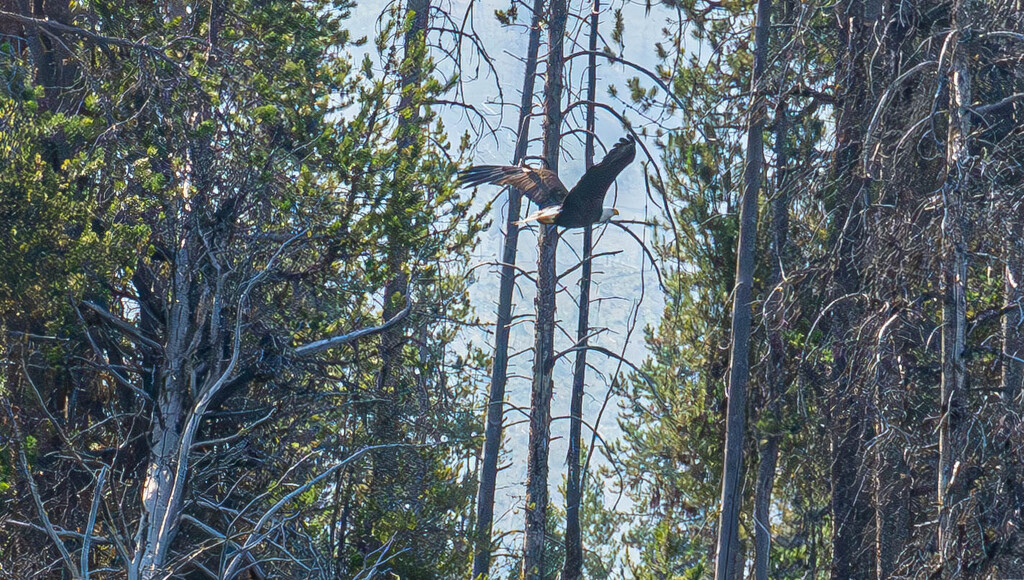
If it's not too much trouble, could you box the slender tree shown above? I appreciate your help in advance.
[713,0,770,574]
[522,0,566,575]
[754,96,789,580]
[872,301,910,580]
[357,0,429,562]
[562,0,601,577]
[473,0,546,576]
[827,1,882,576]
[937,0,972,564]
[1005,235,1024,402]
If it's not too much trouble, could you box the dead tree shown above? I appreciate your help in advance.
[522,0,565,575]
[472,0,546,576]
[713,0,770,574]
[937,0,972,564]
[754,94,789,580]
[827,1,883,576]
[561,0,600,576]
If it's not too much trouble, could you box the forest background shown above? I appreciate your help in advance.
[1,0,1023,578]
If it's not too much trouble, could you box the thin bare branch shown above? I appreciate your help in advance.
[2,399,81,579]
[81,466,109,579]
[81,301,164,352]
[292,302,413,358]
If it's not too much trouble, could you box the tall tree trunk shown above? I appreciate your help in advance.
[753,438,778,580]
[871,3,911,576]
[561,2,600,579]
[473,0,545,576]
[713,0,769,574]
[361,0,428,559]
[1005,234,1024,402]
[522,0,565,576]
[379,0,428,386]
[380,0,428,382]
[133,243,194,580]
[873,328,909,579]
[754,96,790,580]
[129,5,229,573]
[999,1,1024,404]
[937,0,971,564]
[828,1,881,577]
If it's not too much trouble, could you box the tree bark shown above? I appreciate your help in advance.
[13,0,77,112]
[472,0,545,577]
[522,0,565,576]
[754,96,790,580]
[873,332,909,579]
[1004,231,1024,402]
[128,6,229,571]
[828,1,881,577]
[753,437,778,580]
[871,7,910,573]
[937,0,972,564]
[713,0,769,575]
[132,229,195,580]
[562,2,600,578]
[378,0,428,385]
[379,0,428,375]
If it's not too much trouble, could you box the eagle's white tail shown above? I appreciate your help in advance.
[514,205,562,227]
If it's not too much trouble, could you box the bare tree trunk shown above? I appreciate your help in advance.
[133,243,196,580]
[129,7,229,572]
[870,7,911,577]
[562,235,590,580]
[713,0,769,575]
[1003,206,1023,402]
[330,470,353,579]
[874,334,909,579]
[522,0,565,575]
[522,234,558,580]
[754,96,790,580]
[828,1,881,577]
[753,437,778,580]
[1004,236,1024,401]
[473,0,545,576]
[561,2,600,578]
[937,0,971,564]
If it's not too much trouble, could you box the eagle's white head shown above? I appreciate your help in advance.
[599,207,620,223]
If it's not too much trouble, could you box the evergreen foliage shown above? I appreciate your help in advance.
[1,0,484,577]
[3,0,1024,577]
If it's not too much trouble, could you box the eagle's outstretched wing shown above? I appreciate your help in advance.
[457,165,568,208]
[560,134,636,218]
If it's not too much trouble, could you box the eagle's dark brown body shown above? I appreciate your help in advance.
[458,134,636,228]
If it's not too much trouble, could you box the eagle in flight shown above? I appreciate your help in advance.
[458,134,636,229]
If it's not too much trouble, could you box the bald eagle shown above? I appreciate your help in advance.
[458,134,636,229]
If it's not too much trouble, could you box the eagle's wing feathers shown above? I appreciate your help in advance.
[457,165,568,207]
[561,134,636,219]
